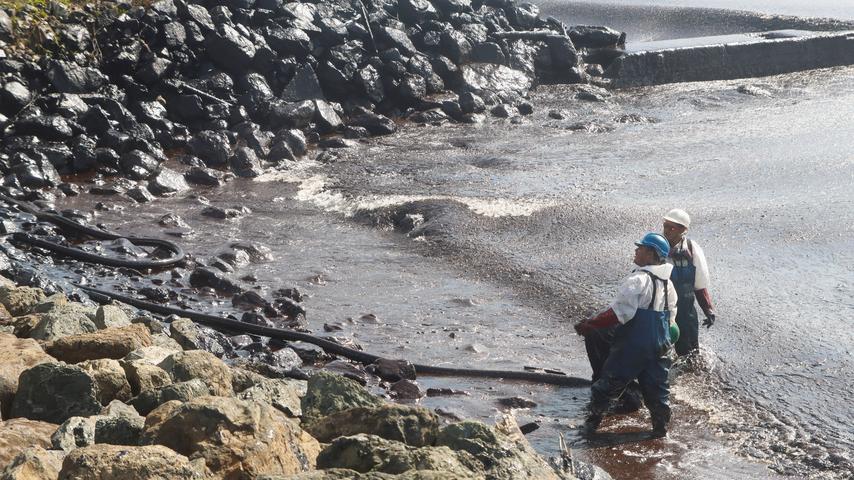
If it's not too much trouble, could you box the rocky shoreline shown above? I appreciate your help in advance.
[0,275,610,479]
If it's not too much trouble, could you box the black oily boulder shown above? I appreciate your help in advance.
[264,24,312,58]
[239,72,274,100]
[14,115,73,140]
[119,150,161,180]
[433,0,472,14]
[569,25,625,49]
[379,27,418,56]
[234,124,272,157]
[349,111,396,135]
[170,94,206,121]
[267,99,316,129]
[81,105,113,135]
[280,128,308,156]
[281,65,325,103]
[229,147,263,177]
[181,3,215,32]
[136,101,172,131]
[184,166,225,186]
[0,10,12,41]
[0,81,32,114]
[189,130,232,167]
[56,93,90,117]
[127,186,155,203]
[135,56,174,85]
[399,74,427,103]
[189,267,243,294]
[441,30,472,64]
[161,21,187,48]
[205,23,257,71]
[10,363,102,424]
[150,0,178,17]
[507,3,541,29]
[31,143,73,169]
[399,0,440,23]
[11,153,62,189]
[46,60,107,93]
[314,100,342,133]
[471,42,506,64]
[201,205,248,220]
[70,135,98,171]
[148,168,189,196]
[545,35,580,73]
[267,139,295,162]
[356,65,385,104]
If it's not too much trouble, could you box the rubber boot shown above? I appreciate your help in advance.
[583,414,602,436]
[650,408,671,438]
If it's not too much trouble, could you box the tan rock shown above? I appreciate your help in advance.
[43,324,153,364]
[0,446,63,480]
[141,396,321,479]
[58,444,203,480]
[237,378,305,417]
[0,287,46,317]
[77,359,132,405]
[8,314,42,338]
[306,404,440,447]
[0,334,55,418]
[158,350,233,396]
[120,360,172,396]
[123,345,180,365]
[0,419,58,467]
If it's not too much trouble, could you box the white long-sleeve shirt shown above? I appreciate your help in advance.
[667,238,711,290]
[611,263,679,325]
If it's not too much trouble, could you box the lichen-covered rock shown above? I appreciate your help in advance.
[158,350,233,396]
[435,418,563,479]
[168,318,231,356]
[307,405,440,447]
[316,434,482,477]
[0,333,55,418]
[10,363,102,424]
[120,359,172,396]
[94,305,131,329]
[77,359,133,404]
[31,293,68,314]
[141,396,321,479]
[58,444,203,480]
[51,416,98,451]
[301,371,383,425]
[123,345,180,365]
[237,378,305,417]
[94,400,146,446]
[43,324,153,363]
[0,287,46,317]
[0,446,64,480]
[0,419,58,467]
[28,304,97,341]
[129,379,210,416]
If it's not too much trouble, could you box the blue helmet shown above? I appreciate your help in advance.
[635,232,670,259]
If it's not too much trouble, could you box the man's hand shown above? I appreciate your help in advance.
[574,321,593,336]
[702,314,716,329]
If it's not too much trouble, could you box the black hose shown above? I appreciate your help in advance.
[0,193,185,269]
[78,285,591,387]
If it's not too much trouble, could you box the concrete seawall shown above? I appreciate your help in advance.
[605,30,854,87]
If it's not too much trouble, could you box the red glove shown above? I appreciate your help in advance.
[574,308,619,336]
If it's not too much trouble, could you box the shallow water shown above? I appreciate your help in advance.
[53,64,854,479]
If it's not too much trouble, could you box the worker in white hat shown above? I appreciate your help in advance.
[662,208,717,356]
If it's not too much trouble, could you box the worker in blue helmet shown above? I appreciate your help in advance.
[662,209,717,356]
[574,233,678,436]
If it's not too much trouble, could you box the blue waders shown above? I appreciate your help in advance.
[671,240,699,355]
[588,272,672,431]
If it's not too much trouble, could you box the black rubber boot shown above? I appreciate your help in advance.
[583,414,602,436]
[651,419,668,438]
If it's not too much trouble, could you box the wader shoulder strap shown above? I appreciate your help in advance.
[642,270,670,312]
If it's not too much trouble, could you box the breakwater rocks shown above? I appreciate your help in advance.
[0,0,623,202]
[0,277,609,479]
